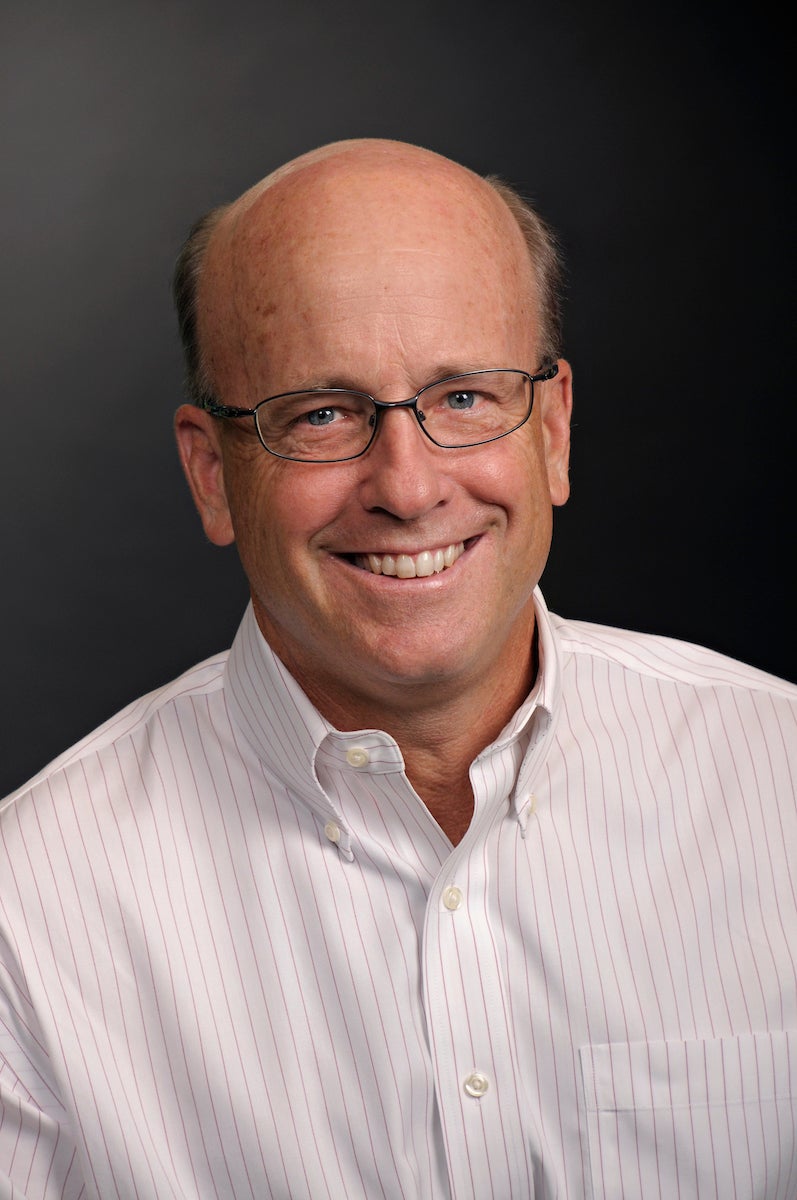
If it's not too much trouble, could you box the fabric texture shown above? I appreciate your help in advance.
[1,591,795,1199]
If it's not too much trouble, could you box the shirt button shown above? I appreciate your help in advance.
[345,747,370,768]
[526,794,537,816]
[442,886,463,911]
[463,1071,489,1098]
[324,821,342,844]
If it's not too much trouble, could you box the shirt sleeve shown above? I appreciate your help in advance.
[0,943,87,1199]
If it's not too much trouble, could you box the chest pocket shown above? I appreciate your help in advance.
[579,1030,797,1199]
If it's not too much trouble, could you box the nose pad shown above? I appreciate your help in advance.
[369,402,429,454]
[368,396,428,445]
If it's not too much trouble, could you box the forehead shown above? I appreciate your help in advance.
[198,156,539,395]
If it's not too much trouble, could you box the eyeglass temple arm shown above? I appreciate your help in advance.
[198,398,256,417]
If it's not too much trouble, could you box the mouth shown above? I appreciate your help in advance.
[351,540,466,579]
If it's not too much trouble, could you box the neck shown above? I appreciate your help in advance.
[286,629,539,845]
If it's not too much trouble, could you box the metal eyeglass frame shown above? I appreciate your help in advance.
[197,363,559,463]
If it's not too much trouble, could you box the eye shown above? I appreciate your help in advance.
[445,390,478,411]
[305,407,340,426]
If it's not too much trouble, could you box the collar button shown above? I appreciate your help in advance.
[324,821,342,844]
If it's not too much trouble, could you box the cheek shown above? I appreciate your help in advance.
[487,446,554,576]
[225,457,350,577]
[471,432,550,517]
[220,454,284,574]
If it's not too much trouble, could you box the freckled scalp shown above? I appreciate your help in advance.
[174,139,564,406]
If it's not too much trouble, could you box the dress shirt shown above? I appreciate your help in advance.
[1,590,796,1200]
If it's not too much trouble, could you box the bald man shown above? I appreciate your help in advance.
[1,140,795,1200]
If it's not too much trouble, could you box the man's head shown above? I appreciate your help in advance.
[174,139,572,725]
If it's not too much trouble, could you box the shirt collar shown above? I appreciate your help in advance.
[224,604,336,820]
[469,587,561,823]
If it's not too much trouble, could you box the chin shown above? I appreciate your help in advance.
[351,638,487,694]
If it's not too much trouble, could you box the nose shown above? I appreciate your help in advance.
[357,404,451,520]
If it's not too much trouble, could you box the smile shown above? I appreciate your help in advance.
[353,541,465,578]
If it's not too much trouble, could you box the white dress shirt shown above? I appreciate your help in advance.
[1,591,795,1199]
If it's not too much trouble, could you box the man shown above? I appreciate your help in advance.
[1,139,795,1199]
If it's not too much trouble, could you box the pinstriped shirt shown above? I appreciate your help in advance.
[1,590,796,1199]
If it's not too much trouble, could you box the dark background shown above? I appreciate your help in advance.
[2,0,793,796]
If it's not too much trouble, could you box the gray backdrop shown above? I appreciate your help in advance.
[2,0,792,796]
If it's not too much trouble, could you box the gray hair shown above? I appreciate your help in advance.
[483,175,565,367]
[172,204,228,406]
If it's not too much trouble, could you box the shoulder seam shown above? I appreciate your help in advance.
[2,652,230,807]
[551,615,797,698]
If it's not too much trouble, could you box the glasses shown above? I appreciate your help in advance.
[199,365,558,464]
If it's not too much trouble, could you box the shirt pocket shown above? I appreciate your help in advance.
[579,1030,797,1200]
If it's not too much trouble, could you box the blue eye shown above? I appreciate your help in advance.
[306,408,338,426]
[446,391,477,411]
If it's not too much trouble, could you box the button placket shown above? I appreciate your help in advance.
[423,756,536,1192]
[424,821,534,1193]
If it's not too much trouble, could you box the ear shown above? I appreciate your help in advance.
[540,358,573,507]
[174,404,236,546]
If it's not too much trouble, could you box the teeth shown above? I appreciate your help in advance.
[356,541,465,578]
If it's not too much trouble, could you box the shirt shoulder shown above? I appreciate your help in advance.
[548,612,797,701]
[0,649,230,816]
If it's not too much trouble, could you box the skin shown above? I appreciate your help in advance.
[176,139,572,843]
